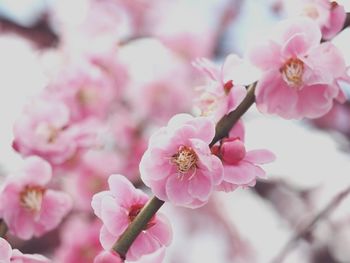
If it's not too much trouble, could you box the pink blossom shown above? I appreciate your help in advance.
[65,150,121,211]
[13,98,98,165]
[0,156,72,240]
[91,175,172,261]
[212,122,275,192]
[94,247,165,263]
[47,63,118,122]
[0,237,50,262]
[193,55,259,121]
[140,114,223,208]
[55,216,102,263]
[248,18,347,119]
[284,0,346,40]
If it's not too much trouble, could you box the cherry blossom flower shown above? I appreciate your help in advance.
[248,18,347,119]
[13,98,98,165]
[47,63,118,122]
[55,216,102,263]
[0,156,72,240]
[193,54,259,121]
[284,0,346,40]
[212,122,275,192]
[140,114,223,208]
[0,237,50,262]
[91,175,172,261]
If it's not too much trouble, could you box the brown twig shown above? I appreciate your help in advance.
[272,185,350,263]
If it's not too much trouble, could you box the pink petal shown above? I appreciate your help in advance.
[147,214,172,246]
[188,172,213,202]
[165,175,192,206]
[221,54,260,85]
[0,238,12,261]
[248,40,282,70]
[275,17,321,50]
[322,4,346,40]
[94,251,123,263]
[297,84,338,118]
[281,33,311,57]
[192,57,220,81]
[100,196,129,237]
[127,231,161,261]
[255,71,299,119]
[108,175,140,207]
[228,120,245,141]
[100,225,118,250]
[36,190,72,237]
[245,150,276,164]
[91,191,109,218]
[22,156,52,186]
[223,161,265,185]
[305,42,346,81]
[215,181,238,193]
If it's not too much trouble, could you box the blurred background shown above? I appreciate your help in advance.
[0,0,350,262]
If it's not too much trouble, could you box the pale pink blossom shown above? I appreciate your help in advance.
[65,150,121,211]
[284,0,346,40]
[0,237,50,262]
[91,175,172,261]
[248,18,347,119]
[193,54,259,121]
[94,247,165,263]
[47,63,118,122]
[55,216,102,263]
[13,98,98,165]
[212,122,275,192]
[140,114,223,208]
[0,156,72,240]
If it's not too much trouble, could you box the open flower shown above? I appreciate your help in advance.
[13,98,98,165]
[193,54,259,121]
[284,0,346,40]
[0,156,72,240]
[0,237,50,262]
[140,114,223,208]
[212,121,275,192]
[248,18,347,119]
[91,175,172,261]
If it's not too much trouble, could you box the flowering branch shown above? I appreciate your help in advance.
[272,185,350,263]
[112,82,257,258]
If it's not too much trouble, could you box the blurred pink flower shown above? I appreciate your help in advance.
[55,216,102,263]
[213,122,275,192]
[65,150,121,211]
[91,175,172,261]
[284,0,346,40]
[193,54,259,121]
[248,18,347,119]
[140,114,223,208]
[0,237,50,262]
[13,98,98,165]
[47,63,118,122]
[0,157,72,240]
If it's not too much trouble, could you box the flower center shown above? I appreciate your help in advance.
[128,203,155,229]
[223,80,234,94]
[171,146,198,173]
[76,87,97,106]
[19,185,46,213]
[35,123,60,143]
[280,58,304,88]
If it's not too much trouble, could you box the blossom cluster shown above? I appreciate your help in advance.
[0,0,348,262]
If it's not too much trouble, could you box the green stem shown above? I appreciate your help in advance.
[112,197,165,258]
[0,220,8,238]
[112,82,257,258]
